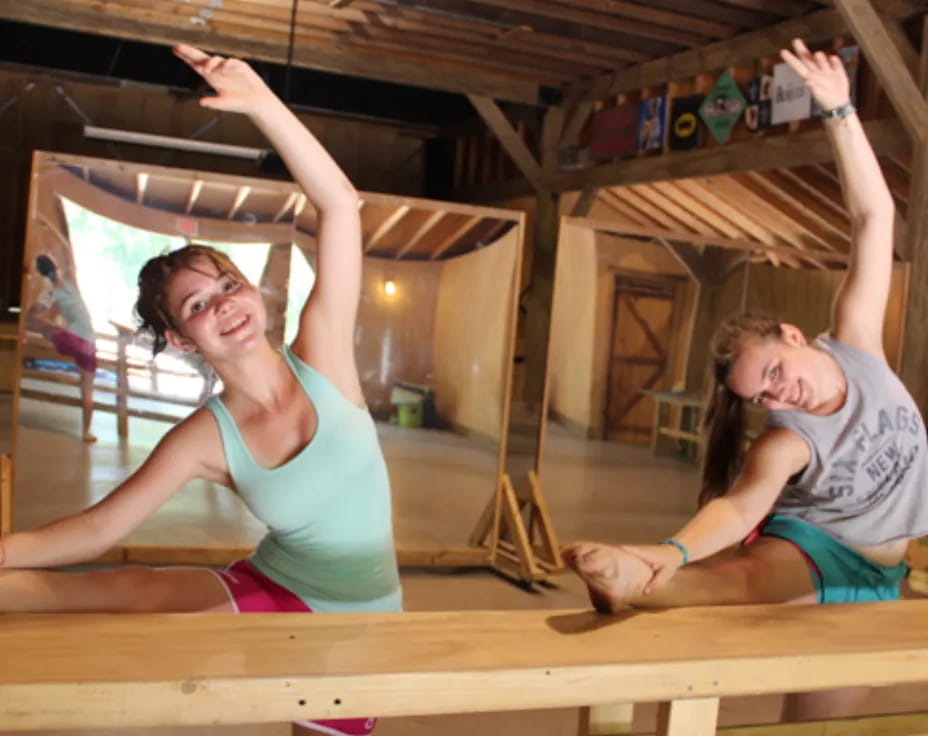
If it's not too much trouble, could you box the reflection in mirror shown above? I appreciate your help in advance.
[541,219,703,547]
[298,197,524,560]
[541,216,909,551]
[15,152,523,566]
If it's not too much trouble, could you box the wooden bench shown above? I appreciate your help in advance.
[1,601,927,734]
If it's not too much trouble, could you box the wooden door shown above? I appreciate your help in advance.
[603,273,681,444]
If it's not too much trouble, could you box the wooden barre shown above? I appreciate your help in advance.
[2,601,928,730]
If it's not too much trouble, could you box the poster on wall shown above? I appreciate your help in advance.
[637,96,666,152]
[589,103,640,160]
[668,94,703,150]
[699,70,745,144]
[811,45,860,116]
[771,59,811,125]
[744,74,773,131]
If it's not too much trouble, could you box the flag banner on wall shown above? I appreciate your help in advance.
[638,96,666,151]
[771,60,811,125]
[589,103,640,160]
[811,45,860,116]
[744,74,773,131]
[699,71,745,144]
[668,94,703,150]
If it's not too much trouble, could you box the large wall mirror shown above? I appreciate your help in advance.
[538,214,909,550]
[13,152,524,566]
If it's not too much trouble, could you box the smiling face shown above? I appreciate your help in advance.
[725,324,842,413]
[163,256,266,361]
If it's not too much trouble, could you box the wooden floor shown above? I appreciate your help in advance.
[1,394,925,735]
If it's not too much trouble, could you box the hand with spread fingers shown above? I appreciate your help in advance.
[780,37,850,114]
[173,43,275,115]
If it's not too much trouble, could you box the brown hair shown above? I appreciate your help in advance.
[135,244,244,356]
[699,313,782,507]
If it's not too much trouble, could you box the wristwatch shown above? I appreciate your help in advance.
[821,101,856,120]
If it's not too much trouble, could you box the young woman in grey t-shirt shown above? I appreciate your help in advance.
[564,38,926,719]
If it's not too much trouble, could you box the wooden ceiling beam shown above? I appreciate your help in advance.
[382,0,676,56]
[136,172,148,205]
[649,181,746,239]
[185,179,203,215]
[564,0,922,102]
[272,191,298,223]
[0,0,541,104]
[625,184,721,237]
[457,119,909,201]
[394,211,446,259]
[366,1,647,65]
[832,0,928,142]
[606,187,691,233]
[743,171,851,247]
[544,0,742,39]
[459,0,708,46]
[364,206,410,253]
[467,95,549,193]
[429,216,482,259]
[707,176,836,265]
[562,217,854,265]
[352,8,610,76]
[227,185,252,220]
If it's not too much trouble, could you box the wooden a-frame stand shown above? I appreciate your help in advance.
[469,470,564,583]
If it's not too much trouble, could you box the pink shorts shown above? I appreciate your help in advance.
[213,560,376,736]
[50,327,97,373]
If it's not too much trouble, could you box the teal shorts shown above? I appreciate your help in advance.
[760,514,908,604]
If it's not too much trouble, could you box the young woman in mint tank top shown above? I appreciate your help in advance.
[0,44,399,736]
[563,39,928,719]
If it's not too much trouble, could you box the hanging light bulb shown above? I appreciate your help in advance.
[383,280,397,296]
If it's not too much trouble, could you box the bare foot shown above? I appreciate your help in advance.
[562,542,654,614]
[82,431,97,443]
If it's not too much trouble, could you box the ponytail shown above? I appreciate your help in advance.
[699,313,781,507]
[699,370,746,507]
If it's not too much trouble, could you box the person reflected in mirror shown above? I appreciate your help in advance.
[27,252,98,442]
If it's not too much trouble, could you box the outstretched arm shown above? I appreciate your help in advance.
[781,39,895,357]
[0,417,205,568]
[174,45,363,402]
[616,428,810,592]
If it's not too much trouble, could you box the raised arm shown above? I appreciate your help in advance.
[0,417,207,568]
[173,45,363,401]
[781,39,895,357]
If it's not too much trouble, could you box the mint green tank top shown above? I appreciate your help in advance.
[205,347,402,613]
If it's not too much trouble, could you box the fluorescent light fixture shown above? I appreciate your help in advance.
[83,125,269,160]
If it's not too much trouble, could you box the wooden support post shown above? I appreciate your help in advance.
[115,330,129,440]
[524,192,561,405]
[258,243,292,348]
[832,0,928,142]
[0,454,11,536]
[899,13,928,415]
[467,95,548,192]
[656,698,719,736]
[580,703,635,736]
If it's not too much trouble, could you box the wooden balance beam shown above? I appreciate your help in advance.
[1,601,928,733]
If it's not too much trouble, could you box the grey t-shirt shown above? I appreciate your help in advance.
[765,333,928,546]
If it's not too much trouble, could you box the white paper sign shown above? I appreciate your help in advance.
[771,61,811,125]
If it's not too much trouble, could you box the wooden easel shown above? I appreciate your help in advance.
[469,470,563,583]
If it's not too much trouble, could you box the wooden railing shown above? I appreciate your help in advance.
[1,601,927,733]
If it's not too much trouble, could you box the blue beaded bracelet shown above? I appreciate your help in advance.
[659,538,689,566]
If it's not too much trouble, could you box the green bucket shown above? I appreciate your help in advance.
[397,401,424,428]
